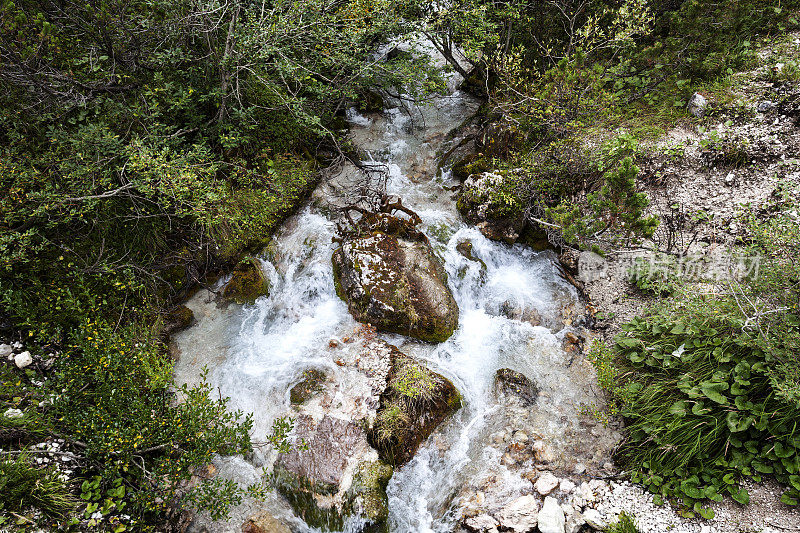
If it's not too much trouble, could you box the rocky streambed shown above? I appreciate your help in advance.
[172,52,618,533]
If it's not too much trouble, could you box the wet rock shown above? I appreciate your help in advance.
[290,369,327,405]
[347,460,394,526]
[369,351,461,466]
[222,257,270,304]
[535,471,560,496]
[532,440,556,464]
[242,510,291,533]
[538,496,566,533]
[451,153,491,181]
[559,249,579,275]
[457,172,526,244]
[332,212,458,343]
[562,331,584,354]
[464,513,500,533]
[162,305,195,339]
[494,369,538,407]
[582,508,606,530]
[272,414,392,531]
[688,92,708,118]
[14,351,32,369]
[495,494,539,533]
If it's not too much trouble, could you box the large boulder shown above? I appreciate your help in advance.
[332,210,459,342]
[457,172,527,244]
[368,349,462,466]
[273,336,394,532]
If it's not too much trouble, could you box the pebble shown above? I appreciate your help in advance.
[4,408,23,419]
[688,92,708,118]
[560,479,576,493]
[757,100,775,113]
[538,496,566,533]
[536,471,560,496]
[583,508,607,530]
[14,351,33,368]
[464,514,499,533]
[495,495,539,533]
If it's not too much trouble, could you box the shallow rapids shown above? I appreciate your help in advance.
[173,78,613,532]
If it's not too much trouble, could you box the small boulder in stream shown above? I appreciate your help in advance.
[494,368,539,407]
[332,199,459,342]
[221,257,270,304]
[368,350,462,466]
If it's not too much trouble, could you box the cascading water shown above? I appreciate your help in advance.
[173,55,616,533]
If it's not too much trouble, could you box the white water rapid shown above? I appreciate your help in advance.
[173,57,617,533]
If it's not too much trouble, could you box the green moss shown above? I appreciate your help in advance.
[347,460,393,527]
[451,153,492,180]
[167,305,194,331]
[221,257,270,304]
[391,361,436,403]
[369,354,462,466]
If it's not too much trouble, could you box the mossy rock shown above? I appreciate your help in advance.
[221,257,270,304]
[160,305,195,340]
[290,369,327,405]
[457,171,527,244]
[346,460,393,531]
[451,153,491,181]
[358,90,385,113]
[272,462,344,531]
[332,215,459,343]
[368,354,462,466]
[272,415,393,532]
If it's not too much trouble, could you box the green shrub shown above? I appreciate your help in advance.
[46,320,253,528]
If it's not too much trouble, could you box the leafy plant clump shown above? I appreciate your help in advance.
[595,211,800,518]
[605,511,640,533]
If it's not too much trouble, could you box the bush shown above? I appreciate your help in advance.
[605,511,640,533]
[45,320,253,529]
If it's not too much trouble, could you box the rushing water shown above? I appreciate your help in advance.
[173,60,614,532]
